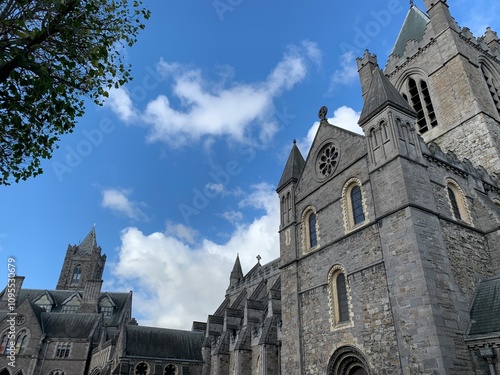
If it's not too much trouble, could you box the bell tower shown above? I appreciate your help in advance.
[385,0,500,175]
[56,226,106,291]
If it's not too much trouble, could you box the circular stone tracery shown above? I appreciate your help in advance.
[134,362,149,375]
[317,143,339,178]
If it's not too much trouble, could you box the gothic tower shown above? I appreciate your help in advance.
[276,140,305,374]
[384,0,500,176]
[56,227,106,291]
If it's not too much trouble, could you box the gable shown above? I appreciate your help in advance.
[295,121,367,202]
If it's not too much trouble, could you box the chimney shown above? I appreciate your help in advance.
[2,276,24,309]
[79,279,102,313]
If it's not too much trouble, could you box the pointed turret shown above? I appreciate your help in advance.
[230,255,243,287]
[359,68,416,126]
[78,226,97,253]
[276,140,305,194]
[358,68,422,170]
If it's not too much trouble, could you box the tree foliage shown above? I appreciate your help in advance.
[0,0,150,185]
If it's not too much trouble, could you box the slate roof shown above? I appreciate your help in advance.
[391,5,430,57]
[41,312,100,338]
[468,276,500,336]
[358,68,416,125]
[125,325,203,361]
[78,226,98,253]
[2,288,131,325]
[230,255,243,282]
[277,140,305,192]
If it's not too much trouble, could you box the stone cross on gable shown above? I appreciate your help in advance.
[256,255,261,264]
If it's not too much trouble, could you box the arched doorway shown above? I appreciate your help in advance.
[327,346,370,375]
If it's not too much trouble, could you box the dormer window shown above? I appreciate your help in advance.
[61,294,81,313]
[34,293,54,312]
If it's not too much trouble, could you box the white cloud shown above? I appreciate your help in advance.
[105,41,321,147]
[329,51,359,91]
[105,87,138,122]
[101,188,147,220]
[109,183,279,329]
[453,0,500,37]
[221,210,244,224]
[297,106,362,156]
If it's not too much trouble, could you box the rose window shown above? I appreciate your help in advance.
[317,143,339,178]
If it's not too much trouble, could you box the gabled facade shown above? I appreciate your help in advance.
[277,1,500,373]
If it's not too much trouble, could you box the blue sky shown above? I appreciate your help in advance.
[1,0,499,329]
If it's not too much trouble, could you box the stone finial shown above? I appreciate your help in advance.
[318,106,328,121]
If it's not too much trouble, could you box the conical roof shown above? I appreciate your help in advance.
[230,255,243,283]
[358,68,416,125]
[391,5,430,57]
[276,140,305,192]
[78,226,97,253]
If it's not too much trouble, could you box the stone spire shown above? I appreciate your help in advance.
[358,68,415,126]
[276,140,305,193]
[78,226,97,253]
[230,254,243,287]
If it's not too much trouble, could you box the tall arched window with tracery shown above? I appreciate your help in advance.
[480,62,500,116]
[12,330,29,355]
[400,75,437,134]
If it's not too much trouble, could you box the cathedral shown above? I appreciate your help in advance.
[1,0,500,374]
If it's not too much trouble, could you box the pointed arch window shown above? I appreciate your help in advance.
[16,333,28,354]
[49,371,65,375]
[0,334,8,353]
[480,63,500,116]
[401,76,438,134]
[71,265,82,284]
[446,179,471,225]
[281,196,286,224]
[286,192,291,223]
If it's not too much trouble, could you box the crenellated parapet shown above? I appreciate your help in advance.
[422,139,500,194]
